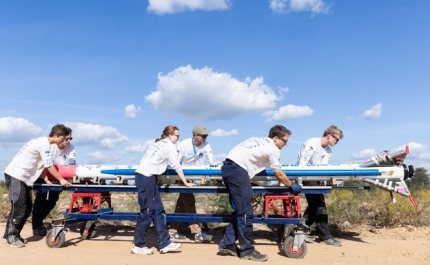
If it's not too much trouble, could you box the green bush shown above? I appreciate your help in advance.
[326,188,430,228]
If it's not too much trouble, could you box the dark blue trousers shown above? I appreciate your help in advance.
[133,173,171,249]
[220,161,254,257]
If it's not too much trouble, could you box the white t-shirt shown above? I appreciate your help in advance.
[177,138,217,166]
[36,143,76,181]
[53,143,76,166]
[136,139,182,176]
[4,137,55,186]
[226,137,281,179]
[297,137,332,165]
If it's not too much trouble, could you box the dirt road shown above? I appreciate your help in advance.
[0,223,429,265]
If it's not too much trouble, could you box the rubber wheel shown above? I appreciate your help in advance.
[80,222,97,239]
[283,236,307,259]
[45,229,66,248]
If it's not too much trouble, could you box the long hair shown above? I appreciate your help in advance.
[155,125,179,142]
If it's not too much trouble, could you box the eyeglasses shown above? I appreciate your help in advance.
[61,136,73,142]
[197,134,208,139]
[279,137,288,144]
[173,134,180,138]
[331,134,340,143]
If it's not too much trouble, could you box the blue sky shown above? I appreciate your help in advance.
[1,0,429,180]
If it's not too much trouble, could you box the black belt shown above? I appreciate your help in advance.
[224,158,235,164]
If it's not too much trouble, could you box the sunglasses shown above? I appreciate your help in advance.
[279,137,288,144]
[331,134,340,143]
[197,134,208,138]
[61,136,73,142]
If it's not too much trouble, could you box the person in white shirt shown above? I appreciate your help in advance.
[297,125,344,247]
[169,125,216,242]
[131,125,195,255]
[31,127,76,236]
[218,125,301,262]
[3,124,71,248]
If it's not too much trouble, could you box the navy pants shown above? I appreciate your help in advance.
[220,161,254,257]
[3,174,33,244]
[133,173,171,249]
[303,194,332,240]
[32,178,61,229]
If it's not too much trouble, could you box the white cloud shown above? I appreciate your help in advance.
[125,143,148,153]
[211,129,239,137]
[361,103,382,119]
[67,122,129,148]
[393,142,430,172]
[145,65,279,120]
[124,104,141,118]
[270,0,330,15]
[0,116,43,142]
[147,0,231,15]
[278,86,290,93]
[86,151,123,164]
[395,142,427,155]
[262,104,314,122]
[351,149,377,160]
[214,153,227,161]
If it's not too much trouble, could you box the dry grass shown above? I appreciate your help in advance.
[1,186,429,231]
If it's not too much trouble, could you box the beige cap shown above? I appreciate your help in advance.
[192,125,210,135]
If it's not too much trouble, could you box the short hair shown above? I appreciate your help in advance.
[323,125,344,139]
[155,125,179,142]
[268,125,292,139]
[49,124,69,137]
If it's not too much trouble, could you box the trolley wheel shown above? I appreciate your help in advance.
[80,222,98,239]
[277,224,294,243]
[283,236,307,259]
[45,229,66,248]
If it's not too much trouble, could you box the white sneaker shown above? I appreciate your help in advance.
[160,242,182,254]
[130,245,154,255]
[6,240,25,248]
[304,236,315,243]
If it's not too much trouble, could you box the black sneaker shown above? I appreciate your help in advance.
[323,238,342,247]
[194,232,213,243]
[33,226,48,236]
[240,250,268,262]
[218,244,237,256]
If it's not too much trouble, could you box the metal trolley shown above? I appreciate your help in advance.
[40,184,364,258]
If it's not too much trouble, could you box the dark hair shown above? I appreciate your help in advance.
[155,125,179,142]
[268,125,292,139]
[49,124,69,137]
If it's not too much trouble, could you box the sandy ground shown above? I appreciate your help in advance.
[0,223,429,265]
